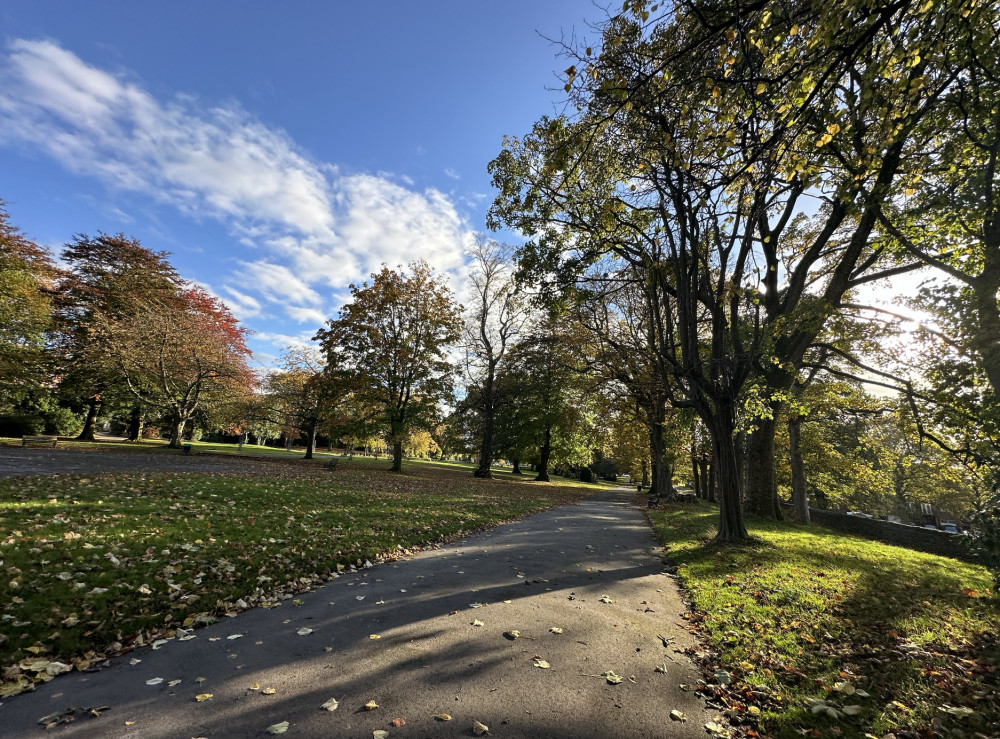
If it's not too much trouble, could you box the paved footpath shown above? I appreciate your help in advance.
[0,487,719,738]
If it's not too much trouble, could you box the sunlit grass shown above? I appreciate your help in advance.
[647,503,999,739]
[0,460,595,697]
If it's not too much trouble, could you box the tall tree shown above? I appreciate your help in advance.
[95,285,254,447]
[314,262,462,472]
[265,347,347,460]
[56,233,182,440]
[0,202,59,409]
[463,236,527,478]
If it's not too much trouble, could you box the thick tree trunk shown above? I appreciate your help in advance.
[534,425,552,482]
[303,420,317,460]
[391,440,403,471]
[789,415,810,524]
[708,410,749,542]
[511,458,522,474]
[474,414,494,479]
[77,397,101,441]
[745,412,783,520]
[125,404,144,442]
[168,417,185,448]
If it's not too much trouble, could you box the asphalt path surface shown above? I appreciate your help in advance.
[0,448,250,478]
[0,485,719,738]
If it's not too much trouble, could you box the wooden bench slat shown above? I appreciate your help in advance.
[22,435,58,448]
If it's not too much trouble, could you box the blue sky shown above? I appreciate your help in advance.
[0,1,596,365]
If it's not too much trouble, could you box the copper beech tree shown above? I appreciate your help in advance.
[315,262,462,472]
[95,284,254,448]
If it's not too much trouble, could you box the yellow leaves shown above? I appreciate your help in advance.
[320,697,339,711]
[433,713,453,721]
[368,634,381,640]
[532,657,551,669]
[195,693,213,702]
[266,721,289,734]
[473,720,490,735]
[755,83,767,95]
[261,687,277,695]
[790,24,800,36]
[816,133,834,148]
[364,700,379,711]
[549,627,563,634]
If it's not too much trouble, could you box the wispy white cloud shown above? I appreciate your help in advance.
[444,167,460,180]
[0,38,473,329]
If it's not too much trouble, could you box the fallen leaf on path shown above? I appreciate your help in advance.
[504,630,521,640]
[364,700,379,711]
[227,634,243,640]
[262,687,276,695]
[655,663,669,674]
[392,717,405,726]
[194,677,206,683]
[599,595,614,604]
[373,732,389,739]
[297,627,313,636]
[533,658,550,669]
[320,697,339,711]
[472,620,484,627]
[195,693,213,702]
[603,670,623,684]
[549,627,563,634]
[167,679,181,687]
[433,713,452,721]
[146,678,163,686]
[705,720,728,735]
[473,719,490,735]
[670,710,687,722]
[266,721,289,734]
[469,602,485,608]
[369,634,381,639]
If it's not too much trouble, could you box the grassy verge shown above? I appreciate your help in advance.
[647,503,999,739]
[0,459,594,697]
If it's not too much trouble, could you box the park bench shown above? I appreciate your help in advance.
[22,435,58,448]
[324,458,339,471]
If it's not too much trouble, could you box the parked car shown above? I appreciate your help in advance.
[922,524,939,531]
[941,523,960,535]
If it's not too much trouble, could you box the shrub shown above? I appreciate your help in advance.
[969,497,1000,591]
[579,466,594,483]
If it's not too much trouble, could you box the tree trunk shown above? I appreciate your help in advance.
[475,413,494,479]
[511,458,522,475]
[745,412,783,520]
[534,425,552,482]
[708,410,749,542]
[125,404,144,442]
[649,422,670,499]
[239,431,246,450]
[77,396,101,441]
[391,439,403,471]
[303,420,317,460]
[168,416,185,448]
[789,415,810,524]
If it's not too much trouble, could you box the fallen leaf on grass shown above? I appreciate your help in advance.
[714,669,732,685]
[320,697,339,711]
[603,670,623,684]
[364,700,379,711]
[670,710,686,722]
[266,721,289,734]
[842,705,862,716]
[473,719,490,735]
[533,658,550,669]
[433,713,452,721]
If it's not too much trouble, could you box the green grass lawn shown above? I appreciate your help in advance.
[0,458,596,698]
[647,503,999,739]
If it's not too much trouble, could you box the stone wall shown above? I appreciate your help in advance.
[781,504,979,563]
